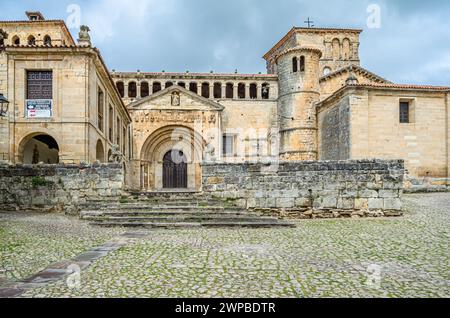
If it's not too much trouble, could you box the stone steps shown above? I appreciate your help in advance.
[88,221,295,229]
[80,193,295,229]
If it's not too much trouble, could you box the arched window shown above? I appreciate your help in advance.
[128,82,137,98]
[165,81,174,89]
[226,83,234,99]
[249,83,257,99]
[97,88,104,132]
[300,56,305,72]
[116,82,124,98]
[213,83,222,99]
[238,83,246,99]
[28,35,36,46]
[201,83,210,98]
[189,82,198,93]
[342,38,351,60]
[43,35,52,46]
[12,36,20,45]
[177,82,186,88]
[332,38,340,60]
[153,82,162,93]
[140,82,149,98]
[292,57,298,73]
[262,83,270,100]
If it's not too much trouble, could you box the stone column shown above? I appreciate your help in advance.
[124,83,129,98]
[233,83,238,99]
[245,84,250,100]
[209,83,214,99]
[149,81,153,95]
[257,83,262,100]
[137,82,141,98]
[221,84,227,99]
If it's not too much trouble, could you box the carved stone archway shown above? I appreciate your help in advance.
[140,125,205,191]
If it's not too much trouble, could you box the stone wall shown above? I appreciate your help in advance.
[0,163,124,214]
[202,160,404,219]
[318,96,351,160]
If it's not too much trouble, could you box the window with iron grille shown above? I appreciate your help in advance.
[27,71,53,99]
[400,101,410,124]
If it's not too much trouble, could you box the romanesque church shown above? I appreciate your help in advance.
[0,12,448,192]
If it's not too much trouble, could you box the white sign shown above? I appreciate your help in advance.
[26,100,53,118]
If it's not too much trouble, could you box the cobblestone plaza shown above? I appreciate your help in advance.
[1,193,448,298]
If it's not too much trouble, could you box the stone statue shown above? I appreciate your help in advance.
[204,142,216,162]
[79,25,91,40]
[171,91,180,106]
[108,144,123,164]
[78,25,91,46]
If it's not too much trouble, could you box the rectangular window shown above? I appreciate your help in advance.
[223,135,235,157]
[122,126,126,154]
[116,117,121,147]
[27,71,53,99]
[108,106,114,142]
[400,101,410,124]
[97,89,104,132]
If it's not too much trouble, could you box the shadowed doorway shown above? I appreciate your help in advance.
[163,150,188,189]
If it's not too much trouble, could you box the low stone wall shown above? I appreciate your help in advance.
[0,163,124,214]
[202,160,405,219]
[404,175,449,193]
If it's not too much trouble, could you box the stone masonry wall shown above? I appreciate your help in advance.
[0,163,124,214]
[202,160,404,219]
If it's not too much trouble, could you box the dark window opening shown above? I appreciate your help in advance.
[202,83,210,98]
[97,88,104,132]
[116,82,124,98]
[44,35,51,46]
[178,82,186,88]
[165,82,174,89]
[153,82,162,93]
[108,105,113,142]
[27,70,53,100]
[28,35,36,46]
[238,83,246,99]
[262,83,270,100]
[214,83,222,99]
[140,82,149,98]
[300,56,305,72]
[128,82,137,98]
[400,102,410,124]
[226,83,234,99]
[189,82,198,93]
[249,84,257,99]
[292,57,298,73]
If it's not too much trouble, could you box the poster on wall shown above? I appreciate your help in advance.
[25,100,53,118]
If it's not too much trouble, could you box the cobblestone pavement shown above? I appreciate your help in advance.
[1,193,449,298]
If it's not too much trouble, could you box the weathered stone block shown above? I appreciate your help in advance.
[368,198,384,210]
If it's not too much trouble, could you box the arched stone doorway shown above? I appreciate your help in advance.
[163,150,188,189]
[19,133,60,164]
[140,125,204,191]
[96,140,105,163]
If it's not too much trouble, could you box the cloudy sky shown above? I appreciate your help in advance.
[3,0,450,85]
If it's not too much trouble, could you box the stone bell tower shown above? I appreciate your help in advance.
[275,46,322,160]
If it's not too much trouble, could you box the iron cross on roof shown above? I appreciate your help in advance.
[304,17,315,28]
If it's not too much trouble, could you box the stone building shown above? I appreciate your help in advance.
[0,12,448,192]
[0,12,132,170]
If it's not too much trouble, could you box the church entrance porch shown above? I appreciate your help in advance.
[139,125,205,192]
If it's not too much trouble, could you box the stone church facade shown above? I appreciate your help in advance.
[0,12,448,192]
